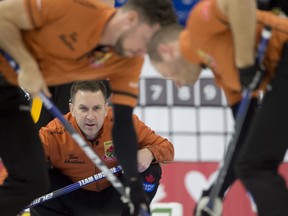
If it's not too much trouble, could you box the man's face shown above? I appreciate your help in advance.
[114,22,160,57]
[70,90,108,140]
[153,55,202,87]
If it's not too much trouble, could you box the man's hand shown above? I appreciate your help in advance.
[137,148,154,173]
[18,64,51,98]
[194,197,222,216]
[121,179,150,216]
[239,63,266,90]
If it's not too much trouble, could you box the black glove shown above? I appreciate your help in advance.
[239,63,266,90]
[121,179,150,216]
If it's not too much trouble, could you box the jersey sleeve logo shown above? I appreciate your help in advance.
[87,45,113,68]
[89,51,113,68]
[102,141,117,162]
[197,49,216,68]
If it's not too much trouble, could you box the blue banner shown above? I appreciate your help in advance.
[114,0,200,26]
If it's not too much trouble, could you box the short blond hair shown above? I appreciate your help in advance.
[148,24,183,62]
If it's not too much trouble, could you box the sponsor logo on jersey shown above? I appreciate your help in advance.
[19,105,30,112]
[64,154,85,164]
[143,174,157,192]
[59,32,78,50]
[89,52,113,68]
[128,82,139,88]
[102,141,117,162]
[88,46,113,68]
[197,49,216,68]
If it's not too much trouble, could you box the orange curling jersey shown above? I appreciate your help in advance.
[0,0,143,107]
[180,0,288,105]
[38,107,174,192]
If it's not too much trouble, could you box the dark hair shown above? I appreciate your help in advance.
[122,0,178,27]
[148,24,183,62]
[70,80,109,103]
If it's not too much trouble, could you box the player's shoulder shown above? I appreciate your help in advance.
[40,115,67,136]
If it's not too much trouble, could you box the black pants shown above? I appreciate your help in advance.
[236,46,288,216]
[30,163,162,216]
[0,78,49,216]
[197,97,259,199]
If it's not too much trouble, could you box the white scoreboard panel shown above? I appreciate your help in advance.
[135,56,288,162]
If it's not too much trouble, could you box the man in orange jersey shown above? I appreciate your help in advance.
[0,0,177,215]
[147,0,288,215]
[0,80,174,215]
[33,0,115,130]
[27,80,173,215]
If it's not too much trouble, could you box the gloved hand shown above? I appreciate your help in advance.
[121,179,150,216]
[239,63,266,90]
[194,196,223,216]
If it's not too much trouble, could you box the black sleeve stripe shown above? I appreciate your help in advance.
[27,0,37,28]
[112,90,138,99]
